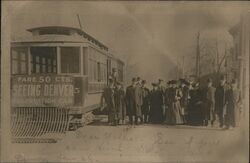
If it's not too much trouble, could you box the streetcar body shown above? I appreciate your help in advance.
[11,26,124,139]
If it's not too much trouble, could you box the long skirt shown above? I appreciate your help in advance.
[117,105,126,120]
[169,101,184,125]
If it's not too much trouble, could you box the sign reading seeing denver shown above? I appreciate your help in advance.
[12,75,75,107]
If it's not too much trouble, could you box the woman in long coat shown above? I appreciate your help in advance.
[168,81,184,125]
[180,80,190,124]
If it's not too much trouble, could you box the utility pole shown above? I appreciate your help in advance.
[216,39,219,73]
[182,55,185,78]
[196,32,200,78]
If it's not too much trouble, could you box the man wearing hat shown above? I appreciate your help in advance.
[179,79,190,124]
[134,77,143,124]
[158,79,166,118]
[224,79,241,129]
[109,68,118,85]
[125,78,137,125]
[215,76,228,128]
[141,80,150,123]
[203,78,216,126]
[100,78,117,126]
[115,81,126,125]
[164,80,172,124]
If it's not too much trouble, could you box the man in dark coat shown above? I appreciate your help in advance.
[100,79,116,126]
[149,83,164,123]
[203,78,216,126]
[125,78,136,125]
[215,76,227,128]
[115,82,126,125]
[224,79,241,129]
[141,80,150,123]
[179,79,190,124]
[188,82,204,126]
[158,79,166,118]
[134,77,143,124]
[164,81,172,124]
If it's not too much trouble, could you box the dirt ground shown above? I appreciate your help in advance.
[8,116,249,163]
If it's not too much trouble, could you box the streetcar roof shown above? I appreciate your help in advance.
[13,26,109,51]
[12,35,85,43]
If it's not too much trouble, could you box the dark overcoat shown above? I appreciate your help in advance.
[141,87,150,115]
[149,89,164,123]
[215,85,227,115]
[225,88,241,127]
[188,88,204,125]
[101,86,116,122]
[115,88,126,120]
[134,84,143,117]
[125,85,136,116]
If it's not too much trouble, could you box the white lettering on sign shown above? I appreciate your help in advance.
[12,75,75,107]
[43,84,74,97]
[16,76,73,83]
[12,84,41,97]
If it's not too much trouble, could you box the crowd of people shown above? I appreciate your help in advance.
[100,74,242,130]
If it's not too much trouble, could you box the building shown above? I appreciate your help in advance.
[228,12,249,99]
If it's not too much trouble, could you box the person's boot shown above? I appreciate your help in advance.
[211,120,214,127]
[135,117,138,125]
[140,117,143,124]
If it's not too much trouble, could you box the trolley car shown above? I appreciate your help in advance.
[11,26,124,142]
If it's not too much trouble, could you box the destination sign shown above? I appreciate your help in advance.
[11,75,75,107]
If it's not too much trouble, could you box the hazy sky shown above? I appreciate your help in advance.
[9,1,249,84]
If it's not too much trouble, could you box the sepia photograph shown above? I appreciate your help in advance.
[1,1,249,162]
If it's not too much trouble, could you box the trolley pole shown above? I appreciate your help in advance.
[182,56,185,78]
[77,14,83,30]
[195,32,200,79]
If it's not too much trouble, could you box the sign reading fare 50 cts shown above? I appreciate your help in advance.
[11,75,75,107]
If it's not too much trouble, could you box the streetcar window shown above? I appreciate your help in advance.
[30,47,57,74]
[61,47,80,73]
[11,47,28,74]
[97,62,101,82]
[82,47,88,75]
[88,47,108,82]
[87,47,108,92]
